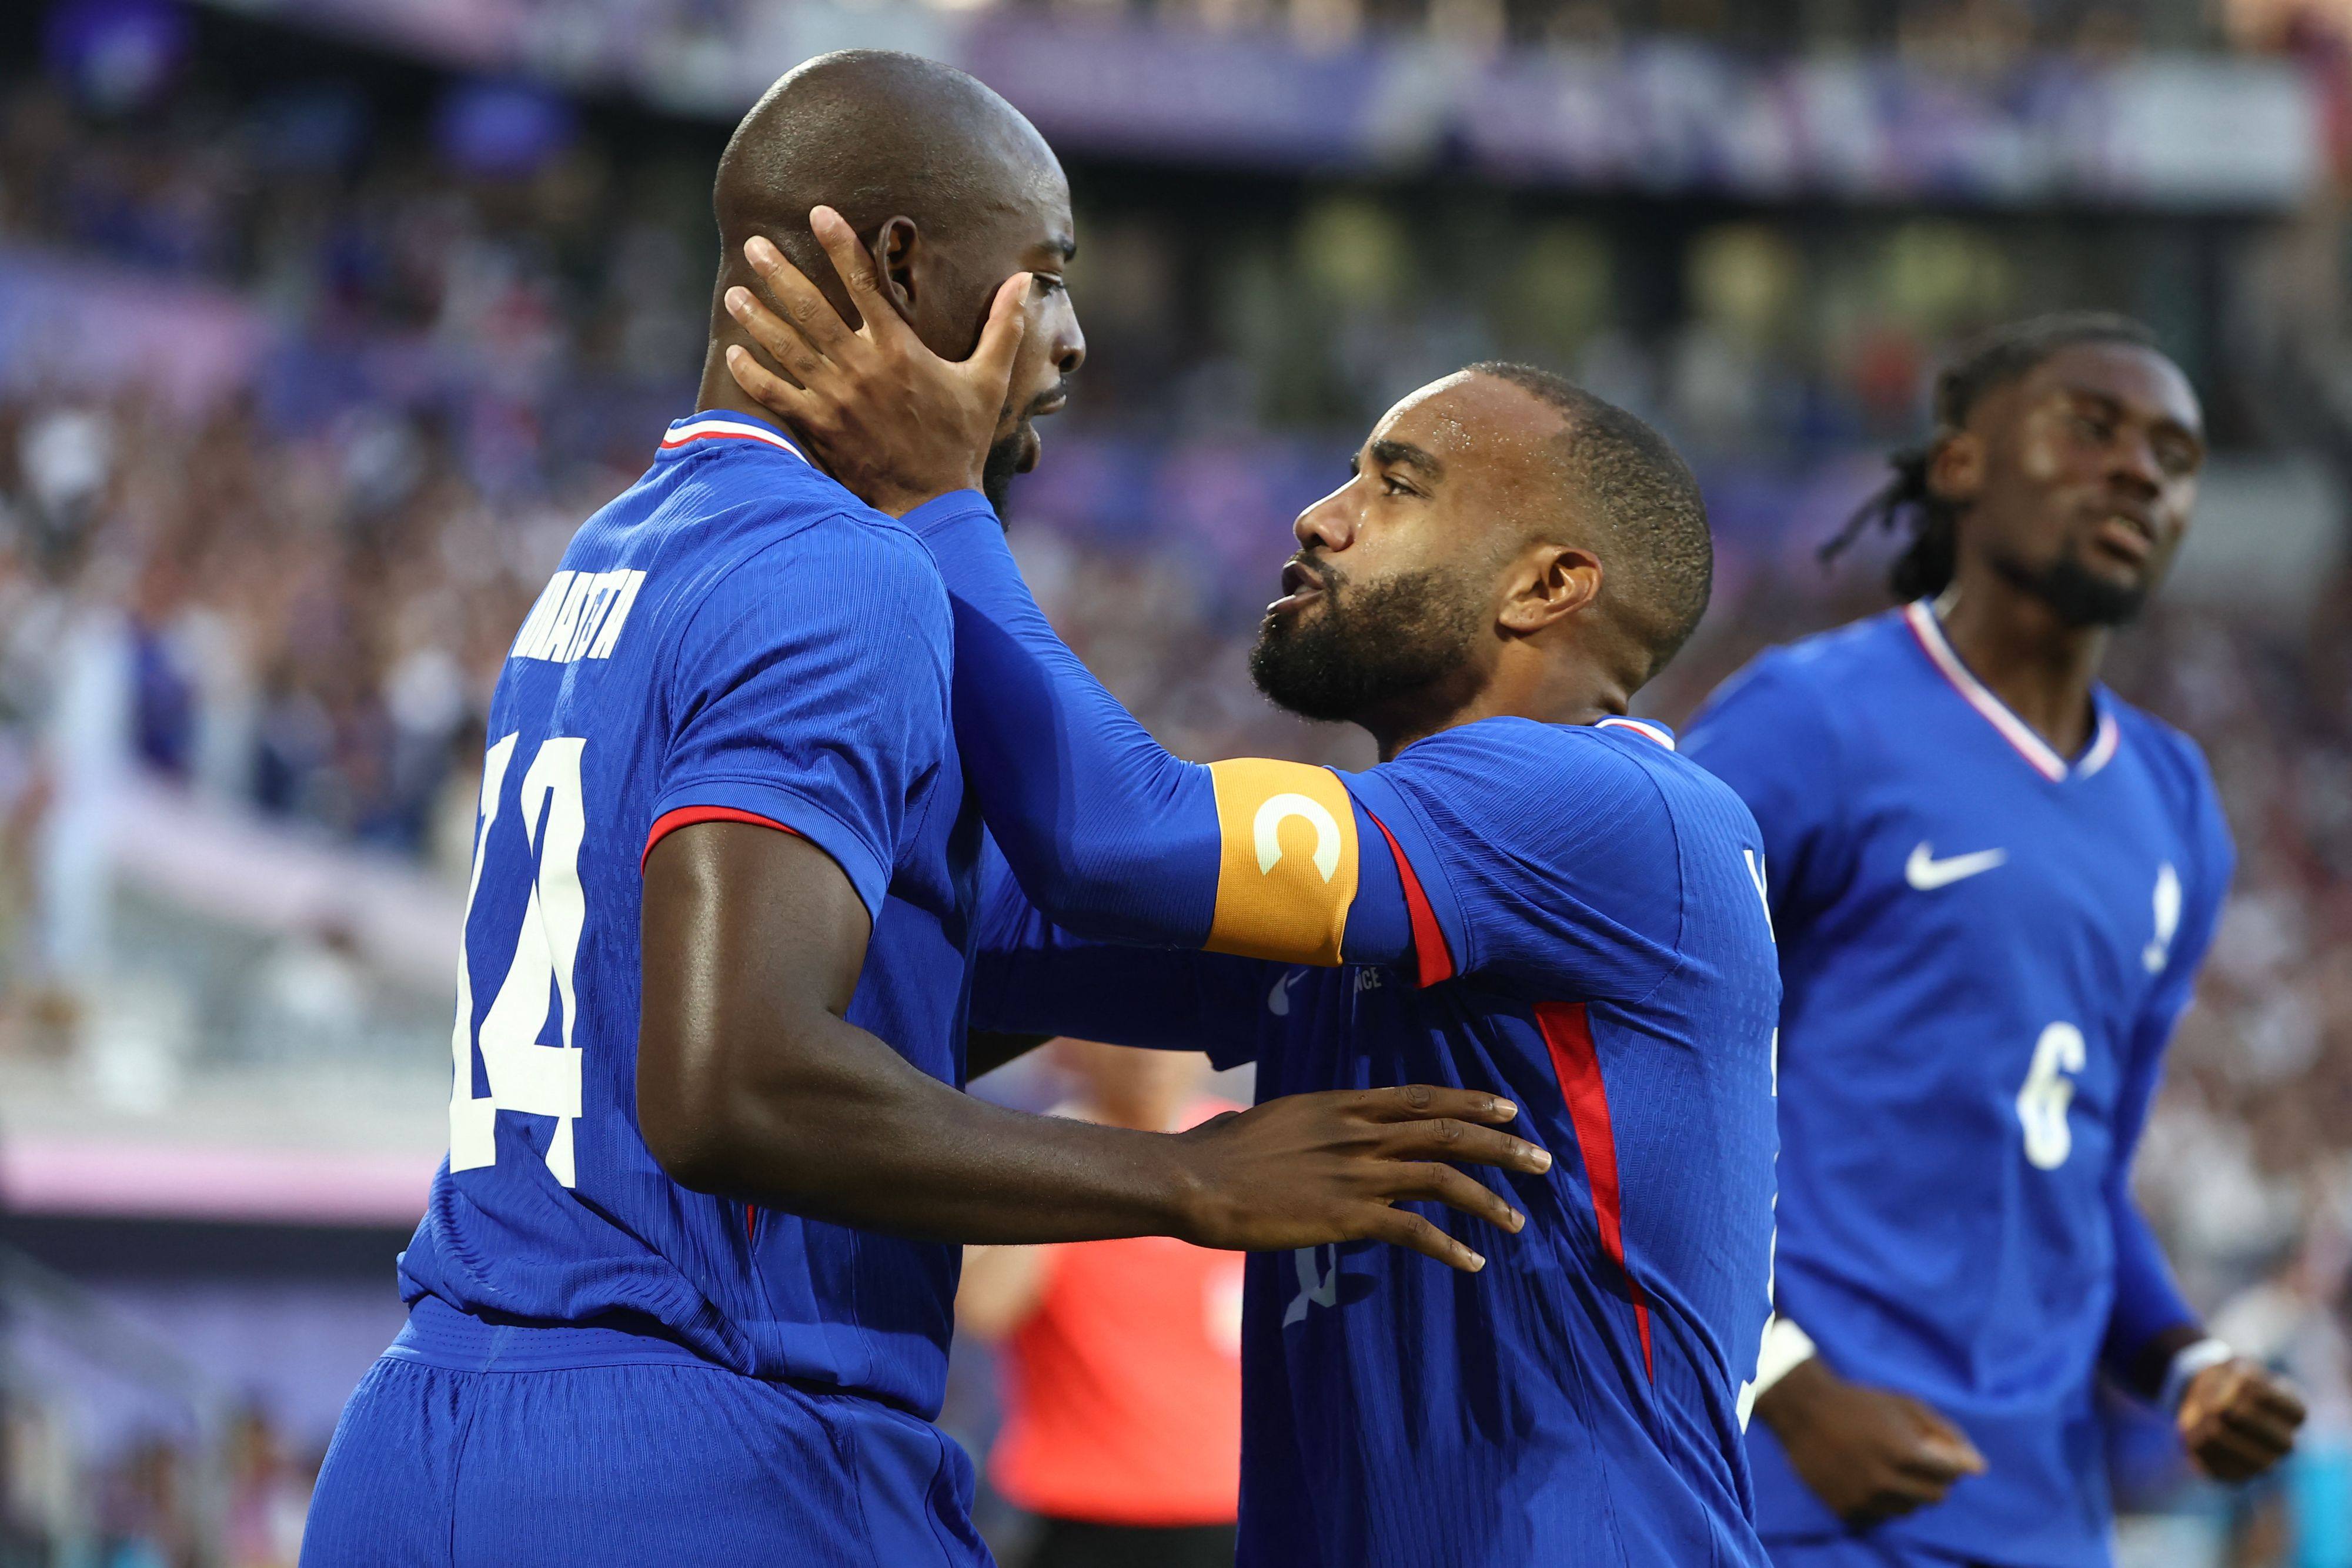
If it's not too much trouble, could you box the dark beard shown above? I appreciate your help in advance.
[983,432,1023,515]
[1249,563,1484,725]
[1996,549,2147,628]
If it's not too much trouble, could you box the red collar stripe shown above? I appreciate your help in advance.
[1596,717,1675,751]
[1904,600,2120,783]
[659,418,810,465]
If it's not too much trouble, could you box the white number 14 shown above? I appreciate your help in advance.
[449,733,589,1186]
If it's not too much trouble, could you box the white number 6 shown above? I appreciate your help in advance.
[2016,1021,2086,1171]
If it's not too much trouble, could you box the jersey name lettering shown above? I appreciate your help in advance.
[510,567,647,664]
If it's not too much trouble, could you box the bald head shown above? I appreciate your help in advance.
[700,51,1085,500]
[710,51,1070,356]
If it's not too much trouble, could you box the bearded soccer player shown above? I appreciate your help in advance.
[1680,315,2306,1568]
[300,55,1551,1568]
[722,231,1782,1566]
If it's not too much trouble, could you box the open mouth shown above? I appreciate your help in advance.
[1265,558,1325,617]
[2089,508,2156,566]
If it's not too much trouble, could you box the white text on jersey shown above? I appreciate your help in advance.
[510,568,647,665]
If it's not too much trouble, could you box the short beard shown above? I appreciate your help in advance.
[982,433,1023,515]
[1996,549,2148,628]
[1249,563,1484,726]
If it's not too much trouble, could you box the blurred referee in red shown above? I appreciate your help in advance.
[960,1041,1244,1568]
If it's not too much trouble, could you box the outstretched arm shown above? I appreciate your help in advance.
[722,214,1417,968]
[638,820,1544,1264]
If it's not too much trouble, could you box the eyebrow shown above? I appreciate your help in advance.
[2059,383,2204,445]
[1369,438,1444,480]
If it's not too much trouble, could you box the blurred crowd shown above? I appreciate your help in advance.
[1,1,2350,1563]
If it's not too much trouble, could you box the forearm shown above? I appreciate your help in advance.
[2104,1188,2201,1399]
[664,1005,1202,1245]
[907,493,1221,947]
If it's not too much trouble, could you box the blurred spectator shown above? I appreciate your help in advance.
[958,1041,1245,1568]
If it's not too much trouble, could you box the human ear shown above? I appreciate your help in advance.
[1498,543,1601,635]
[873,216,920,321]
[1927,430,1984,509]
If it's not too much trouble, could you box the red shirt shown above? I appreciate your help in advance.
[988,1098,1244,1526]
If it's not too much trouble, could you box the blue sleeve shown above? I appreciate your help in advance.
[1340,720,1683,994]
[1683,653,1847,929]
[971,837,1281,1069]
[652,517,949,922]
[2102,761,2234,1376]
[904,493,1414,969]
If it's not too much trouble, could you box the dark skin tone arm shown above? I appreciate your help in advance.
[1753,1359,1987,1527]
[1758,1320,2306,1523]
[637,822,1554,1258]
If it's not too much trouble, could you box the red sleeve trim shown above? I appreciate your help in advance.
[642,805,800,871]
[1364,808,1455,988]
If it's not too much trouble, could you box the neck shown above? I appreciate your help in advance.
[1934,560,2107,757]
[1363,650,1633,763]
[694,343,841,478]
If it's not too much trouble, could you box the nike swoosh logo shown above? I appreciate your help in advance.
[1268,970,1304,1017]
[1905,842,2008,891]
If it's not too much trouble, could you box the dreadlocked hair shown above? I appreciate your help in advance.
[1821,312,2160,601]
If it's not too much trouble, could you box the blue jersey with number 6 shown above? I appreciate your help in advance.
[1683,603,2230,1567]
[393,412,981,1419]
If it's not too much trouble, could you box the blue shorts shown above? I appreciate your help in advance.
[300,1298,990,1568]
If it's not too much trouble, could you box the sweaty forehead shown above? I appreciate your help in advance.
[2014,342,2203,436]
[1374,373,1571,480]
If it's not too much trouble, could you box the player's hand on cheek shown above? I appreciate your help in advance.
[2179,1359,2304,1482]
[1169,1085,1555,1272]
[721,205,1028,517]
[1753,1358,1987,1526]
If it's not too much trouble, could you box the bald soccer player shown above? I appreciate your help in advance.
[299,53,1549,1568]
[721,231,1783,1566]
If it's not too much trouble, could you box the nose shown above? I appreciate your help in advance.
[2108,426,2163,495]
[1053,312,1085,379]
[1293,486,1354,553]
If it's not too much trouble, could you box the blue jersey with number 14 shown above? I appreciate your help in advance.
[1685,603,2228,1567]
[393,412,984,1420]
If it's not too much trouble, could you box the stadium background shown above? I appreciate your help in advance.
[0,0,2346,1562]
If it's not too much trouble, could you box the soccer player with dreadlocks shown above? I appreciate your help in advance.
[1685,314,2306,1568]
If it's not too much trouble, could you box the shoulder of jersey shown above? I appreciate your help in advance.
[1699,608,1905,738]
[659,417,934,548]
[2104,691,2220,817]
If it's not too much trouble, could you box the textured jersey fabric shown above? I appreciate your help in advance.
[974,717,1783,1568]
[392,412,983,1418]
[1684,604,2227,1567]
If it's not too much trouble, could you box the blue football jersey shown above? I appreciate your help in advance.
[974,716,1782,1568]
[395,412,984,1417]
[1684,603,2229,1567]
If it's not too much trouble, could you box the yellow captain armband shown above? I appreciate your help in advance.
[1204,758,1361,965]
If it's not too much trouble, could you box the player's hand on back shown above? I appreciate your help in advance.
[721,207,1027,517]
[2178,1358,2304,1483]
[1167,1085,1553,1273]
[1753,1357,1987,1526]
